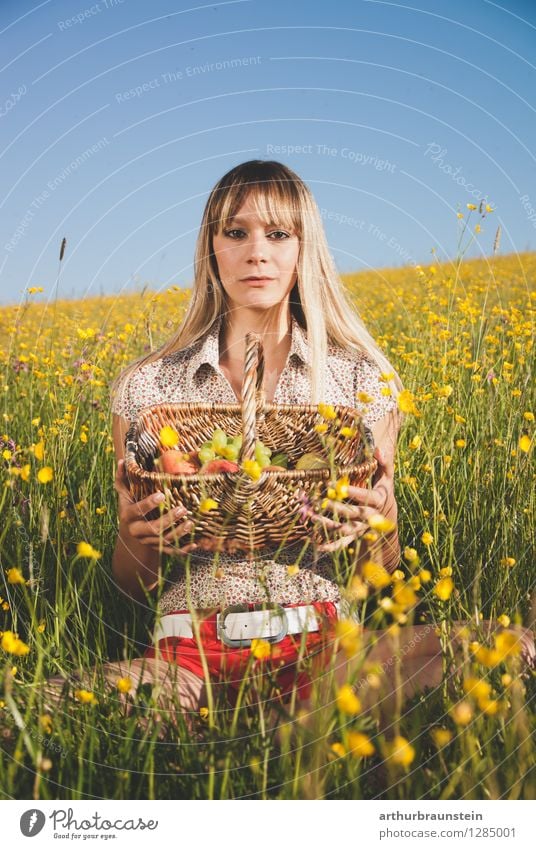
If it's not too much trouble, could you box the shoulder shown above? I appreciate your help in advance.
[110,347,192,422]
[327,343,397,427]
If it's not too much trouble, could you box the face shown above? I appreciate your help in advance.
[211,194,300,315]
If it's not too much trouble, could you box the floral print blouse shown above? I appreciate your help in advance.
[111,313,398,613]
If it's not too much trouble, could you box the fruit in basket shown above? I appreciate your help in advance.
[198,443,216,464]
[157,450,199,475]
[271,451,289,468]
[201,459,240,474]
[295,452,330,470]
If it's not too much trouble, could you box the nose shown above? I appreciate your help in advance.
[247,232,267,262]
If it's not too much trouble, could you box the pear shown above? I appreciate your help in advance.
[295,452,330,470]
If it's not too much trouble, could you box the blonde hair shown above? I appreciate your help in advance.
[111,160,405,423]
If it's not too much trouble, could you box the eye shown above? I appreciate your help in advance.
[223,228,246,239]
[268,230,291,240]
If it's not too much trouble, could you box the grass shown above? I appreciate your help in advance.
[0,211,534,799]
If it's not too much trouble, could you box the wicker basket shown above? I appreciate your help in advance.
[124,331,377,555]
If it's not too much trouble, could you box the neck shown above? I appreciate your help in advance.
[219,306,292,365]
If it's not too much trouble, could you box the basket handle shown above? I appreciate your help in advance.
[240,332,266,462]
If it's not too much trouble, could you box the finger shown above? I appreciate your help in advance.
[317,532,359,552]
[325,496,383,519]
[309,511,343,531]
[162,518,195,542]
[129,493,176,524]
[346,487,383,508]
[338,520,369,537]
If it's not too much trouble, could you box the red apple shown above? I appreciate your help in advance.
[201,459,240,474]
[159,450,198,475]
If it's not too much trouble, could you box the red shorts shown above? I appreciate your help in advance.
[144,601,339,704]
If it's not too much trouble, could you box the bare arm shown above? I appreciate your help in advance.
[111,414,196,602]
[369,407,402,572]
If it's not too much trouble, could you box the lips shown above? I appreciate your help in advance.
[241,276,274,281]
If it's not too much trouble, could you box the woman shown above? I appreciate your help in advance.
[46,160,533,729]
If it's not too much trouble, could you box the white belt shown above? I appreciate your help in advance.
[153,602,340,649]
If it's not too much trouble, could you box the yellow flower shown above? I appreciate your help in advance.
[340,426,357,438]
[467,203,477,210]
[330,742,346,759]
[347,731,375,758]
[199,498,219,513]
[241,459,262,481]
[356,391,375,404]
[494,631,521,660]
[518,434,532,453]
[391,569,405,581]
[250,639,271,660]
[470,643,502,668]
[199,707,209,720]
[485,204,494,213]
[409,435,422,450]
[457,212,464,219]
[79,431,88,444]
[397,389,419,415]
[434,577,454,601]
[523,411,534,422]
[497,614,510,628]
[37,466,53,484]
[391,581,417,610]
[116,677,132,694]
[318,403,337,420]
[1,631,30,656]
[362,560,391,589]
[418,569,432,582]
[450,701,473,725]
[19,464,31,482]
[385,735,415,767]
[475,224,481,234]
[336,684,361,715]
[403,547,419,563]
[39,714,53,734]
[314,423,329,434]
[439,566,453,576]
[455,439,466,448]
[6,567,25,584]
[478,696,499,715]
[500,557,516,568]
[76,541,102,560]
[37,621,46,633]
[430,728,453,748]
[74,689,98,706]
[159,426,179,448]
[463,676,491,701]
[334,475,350,500]
[367,514,396,534]
[421,532,434,546]
[286,564,300,577]
[335,619,362,656]
[436,385,453,398]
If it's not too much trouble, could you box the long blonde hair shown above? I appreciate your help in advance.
[111,160,405,421]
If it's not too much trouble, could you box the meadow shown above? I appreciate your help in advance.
[0,210,534,799]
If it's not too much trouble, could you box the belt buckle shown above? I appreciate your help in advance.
[217,603,288,648]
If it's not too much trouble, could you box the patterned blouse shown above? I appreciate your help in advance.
[111,313,398,613]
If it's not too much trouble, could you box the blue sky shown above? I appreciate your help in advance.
[1,0,535,305]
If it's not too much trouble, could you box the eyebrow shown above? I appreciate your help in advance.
[228,216,290,227]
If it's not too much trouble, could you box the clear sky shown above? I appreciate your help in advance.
[1,0,535,306]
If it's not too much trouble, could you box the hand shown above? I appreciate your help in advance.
[114,459,199,556]
[303,446,397,553]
